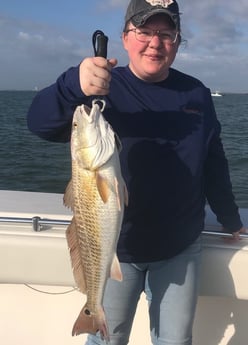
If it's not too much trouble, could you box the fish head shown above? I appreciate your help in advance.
[71,101,116,170]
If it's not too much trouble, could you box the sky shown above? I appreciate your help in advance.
[1,0,248,92]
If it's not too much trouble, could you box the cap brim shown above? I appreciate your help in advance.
[131,9,177,28]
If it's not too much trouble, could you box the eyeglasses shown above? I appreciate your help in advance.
[126,28,178,45]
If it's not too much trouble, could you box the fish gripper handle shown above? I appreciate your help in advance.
[92,30,108,58]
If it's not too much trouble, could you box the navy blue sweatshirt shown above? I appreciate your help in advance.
[27,65,243,262]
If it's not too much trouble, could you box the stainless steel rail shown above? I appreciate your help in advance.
[0,216,70,231]
[0,216,247,238]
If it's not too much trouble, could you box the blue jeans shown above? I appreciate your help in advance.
[85,236,202,345]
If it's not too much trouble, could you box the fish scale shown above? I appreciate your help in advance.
[64,100,128,341]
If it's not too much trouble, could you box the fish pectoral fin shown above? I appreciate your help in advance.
[63,179,74,210]
[110,254,123,282]
[66,218,87,294]
[95,172,110,203]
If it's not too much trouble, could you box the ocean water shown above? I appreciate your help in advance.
[0,91,71,194]
[0,90,248,207]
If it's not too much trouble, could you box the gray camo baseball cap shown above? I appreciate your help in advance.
[125,0,181,30]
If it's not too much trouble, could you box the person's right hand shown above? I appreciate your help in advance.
[79,57,118,96]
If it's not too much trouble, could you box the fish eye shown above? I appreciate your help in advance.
[84,308,91,316]
[73,122,78,128]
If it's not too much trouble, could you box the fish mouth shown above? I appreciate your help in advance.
[80,105,98,124]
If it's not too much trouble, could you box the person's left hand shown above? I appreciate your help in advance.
[231,227,248,240]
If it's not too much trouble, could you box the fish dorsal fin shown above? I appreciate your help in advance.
[110,254,123,282]
[66,218,87,293]
[63,179,74,210]
[95,171,110,203]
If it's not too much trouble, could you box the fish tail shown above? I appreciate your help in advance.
[72,304,110,342]
[96,307,110,343]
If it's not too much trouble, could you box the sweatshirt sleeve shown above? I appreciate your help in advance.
[27,65,88,142]
[204,118,243,233]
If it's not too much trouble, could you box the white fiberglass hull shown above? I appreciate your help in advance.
[1,190,248,345]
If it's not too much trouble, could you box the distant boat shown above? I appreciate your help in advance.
[211,91,223,97]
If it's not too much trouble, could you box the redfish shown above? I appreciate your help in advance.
[64,99,128,342]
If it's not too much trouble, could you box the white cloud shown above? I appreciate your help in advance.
[0,14,92,90]
[0,1,248,92]
[103,0,129,8]
[18,31,44,43]
[175,0,248,92]
[18,31,30,40]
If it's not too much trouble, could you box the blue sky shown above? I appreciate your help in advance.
[1,0,248,92]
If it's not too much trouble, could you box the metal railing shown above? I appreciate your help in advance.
[0,216,70,232]
[0,215,247,239]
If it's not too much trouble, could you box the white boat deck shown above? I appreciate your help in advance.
[1,190,248,344]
